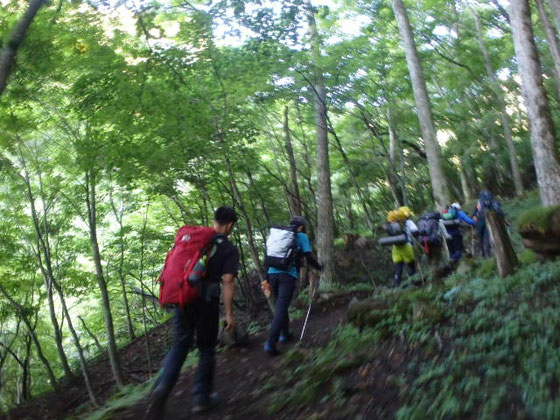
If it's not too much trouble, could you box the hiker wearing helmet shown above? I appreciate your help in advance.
[387,206,418,287]
[443,203,475,264]
[145,207,239,418]
[263,216,322,356]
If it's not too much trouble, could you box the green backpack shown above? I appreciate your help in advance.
[442,207,458,220]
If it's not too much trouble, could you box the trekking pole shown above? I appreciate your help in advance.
[300,271,319,341]
[300,304,312,341]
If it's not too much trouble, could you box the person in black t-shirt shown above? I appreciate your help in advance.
[145,207,239,419]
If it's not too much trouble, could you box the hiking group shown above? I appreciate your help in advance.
[144,190,503,418]
[381,190,503,287]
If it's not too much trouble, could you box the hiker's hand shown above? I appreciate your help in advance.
[261,280,271,297]
[225,314,236,332]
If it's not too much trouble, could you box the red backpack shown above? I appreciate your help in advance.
[159,226,217,308]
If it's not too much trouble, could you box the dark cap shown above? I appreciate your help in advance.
[290,215,307,227]
[214,206,238,224]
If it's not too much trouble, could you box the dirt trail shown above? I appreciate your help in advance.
[124,293,364,420]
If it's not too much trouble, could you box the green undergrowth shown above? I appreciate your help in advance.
[265,259,560,419]
[517,205,560,235]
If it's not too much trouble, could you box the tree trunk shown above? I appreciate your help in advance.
[78,316,104,355]
[51,278,99,406]
[85,171,126,388]
[486,211,519,277]
[510,0,560,206]
[0,284,57,387]
[386,107,405,207]
[307,3,336,288]
[536,0,560,101]
[109,189,135,340]
[392,0,450,209]
[20,164,73,378]
[472,11,524,196]
[0,0,45,97]
[283,106,303,216]
[548,0,560,33]
[328,118,375,229]
[224,156,274,312]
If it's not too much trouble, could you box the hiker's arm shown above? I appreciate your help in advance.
[458,211,475,225]
[304,252,322,271]
[223,273,235,330]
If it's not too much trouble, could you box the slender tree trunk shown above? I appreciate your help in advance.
[472,11,524,196]
[0,0,45,97]
[78,316,104,355]
[0,284,57,387]
[85,171,126,388]
[328,119,375,229]
[510,0,560,206]
[307,3,336,288]
[227,161,275,314]
[109,190,135,340]
[536,0,560,101]
[51,279,99,406]
[20,165,73,378]
[548,0,560,33]
[283,106,303,216]
[386,107,406,206]
[392,0,450,209]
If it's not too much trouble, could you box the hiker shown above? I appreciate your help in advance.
[386,206,418,287]
[442,203,475,264]
[472,190,503,258]
[263,216,322,356]
[418,211,451,281]
[146,207,239,418]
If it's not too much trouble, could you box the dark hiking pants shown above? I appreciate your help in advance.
[447,230,464,263]
[393,262,416,287]
[267,273,297,349]
[154,298,220,401]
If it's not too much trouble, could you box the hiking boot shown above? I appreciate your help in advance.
[279,332,294,343]
[144,387,167,420]
[192,392,220,414]
[264,342,281,357]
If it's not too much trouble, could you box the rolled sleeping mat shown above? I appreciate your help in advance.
[442,219,461,229]
[378,234,407,246]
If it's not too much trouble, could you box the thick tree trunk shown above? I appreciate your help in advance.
[536,0,560,101]
[308,4,335,288]
[486,211,519,277]
[85,172,126,388]
[283,106,303,216]
[392,0,450,209]
[473,10,524,196]
[0,0,45,96]
[510,0,560,206]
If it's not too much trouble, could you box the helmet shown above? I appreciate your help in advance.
[290,216,307,227]
[398,206,414,218]
[450,203,461,210]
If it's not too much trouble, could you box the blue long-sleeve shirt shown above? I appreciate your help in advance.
[457,210,475,225]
